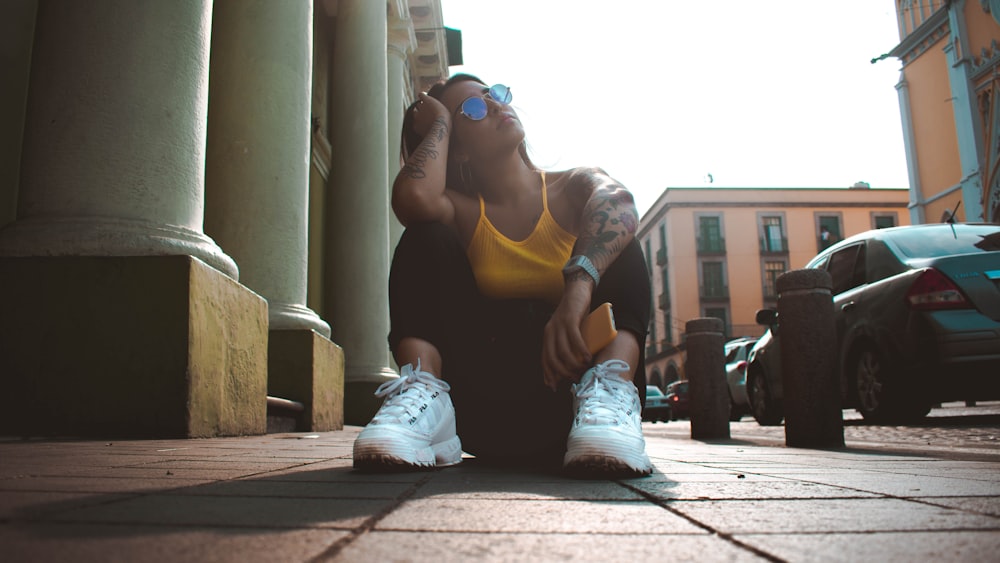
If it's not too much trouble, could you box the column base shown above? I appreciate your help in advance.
[268,329,344,431]
[0,255,267,438]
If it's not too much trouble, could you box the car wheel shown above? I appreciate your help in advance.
[747,368,783,426]
[853,345,930,423]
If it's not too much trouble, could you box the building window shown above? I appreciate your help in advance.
[872,212,897,229]
[697,215,725,254]
[662,310,672,345]
[817,214,843,251]
[656,224,667,265]
[763,260,787,300]
[704,306,730,339]
[658,265,670,309]
[644,238,652,274]
[759,214,787,253]
[700,260,728,299]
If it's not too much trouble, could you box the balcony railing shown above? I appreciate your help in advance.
[699,284,729,301]
[655,247,667,265]
[696,237,726,255]
[759,237,788,254]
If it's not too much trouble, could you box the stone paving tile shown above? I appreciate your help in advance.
[737,530,1000,563]
[917,496,1000,517]
[332,530,767,562]
[0,522,347,563]
[40,494,390,530]
[764,472,1000,497]
[631,479,881,500]
[377,498,705,534]
[0,475,214,494]
[414,479,644,501]
[646,472,792,483]
[57,466,279,481]
[670,497,1000,534]
[171,479,414,499]
[0,491,135,520]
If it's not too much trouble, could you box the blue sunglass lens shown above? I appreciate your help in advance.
[461,97,488,120]
[488,84,512,104]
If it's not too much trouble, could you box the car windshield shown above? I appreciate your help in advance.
[888,225,1000,258]
[646,387,663,397]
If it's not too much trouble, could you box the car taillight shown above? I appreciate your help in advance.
[905,268,970,310]
[671,395,678,402]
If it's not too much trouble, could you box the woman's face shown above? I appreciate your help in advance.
[440,80,525,161]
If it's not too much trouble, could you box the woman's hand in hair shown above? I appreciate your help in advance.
[411,92,450,139]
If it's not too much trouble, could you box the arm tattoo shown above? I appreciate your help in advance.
[573,179,639,276]
[399,117,448,180]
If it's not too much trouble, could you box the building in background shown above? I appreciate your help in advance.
[637,186,910,389]
[0,0,454,436]
[887,0,1000,224]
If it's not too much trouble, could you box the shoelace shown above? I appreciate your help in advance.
[574,360,636,425]
[371,360,451,424]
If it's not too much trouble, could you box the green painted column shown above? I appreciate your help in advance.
[0,0,235,278]
[326,0,397,424]
[205,0,330,338]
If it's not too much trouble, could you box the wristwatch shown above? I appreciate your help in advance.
[563,255,600,286]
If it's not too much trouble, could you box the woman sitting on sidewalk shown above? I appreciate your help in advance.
[352,74,652,476]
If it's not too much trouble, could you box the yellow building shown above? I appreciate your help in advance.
[887,0,1000,223]
[637,186,910,388]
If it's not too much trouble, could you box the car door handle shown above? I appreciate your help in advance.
[841,301,856,312]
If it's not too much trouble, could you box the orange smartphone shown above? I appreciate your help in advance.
[581,302,618,355]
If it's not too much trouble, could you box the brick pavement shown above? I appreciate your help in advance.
[2,424,999,562]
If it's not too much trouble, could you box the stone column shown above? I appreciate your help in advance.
[684,317,730,440]
[386,19,415,249]
[205,0,342,431]
[326,0,396,425]
[0,0,37,230]
[0,0,266,438]
[0,0,235,278]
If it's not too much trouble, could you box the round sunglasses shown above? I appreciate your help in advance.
[458,84,512,121]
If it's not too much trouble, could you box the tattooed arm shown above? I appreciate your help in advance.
[542,167,640,388]
[391,93,456,227]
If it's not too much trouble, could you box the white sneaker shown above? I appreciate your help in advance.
[564,360,652,477]
[353,360,462,470]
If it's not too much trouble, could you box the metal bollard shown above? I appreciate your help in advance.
[776,269,844,448]
[684,317,730,440]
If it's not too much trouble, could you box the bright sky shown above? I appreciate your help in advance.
[440,0,909,216]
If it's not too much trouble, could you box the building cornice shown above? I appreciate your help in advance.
[888,7,950,66]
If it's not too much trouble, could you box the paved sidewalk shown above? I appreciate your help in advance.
[2,424,999,562]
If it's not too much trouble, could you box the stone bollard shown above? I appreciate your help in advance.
[776,269,844,448]
[685,317,730,440]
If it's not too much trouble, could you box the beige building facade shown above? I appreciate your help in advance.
[888,0,1000,224]
[637,187,911,389]
[0,0,453,436]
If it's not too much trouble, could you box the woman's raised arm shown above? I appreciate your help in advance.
[392,94,456,227]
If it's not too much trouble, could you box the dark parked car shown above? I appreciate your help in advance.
[643,386,672,422]
[724,337,758,421]
[664,380,690,420]
[747,223,1000,425]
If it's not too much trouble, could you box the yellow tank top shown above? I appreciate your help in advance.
[466,171,577,304]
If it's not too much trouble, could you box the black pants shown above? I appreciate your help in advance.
[388,222,651,461]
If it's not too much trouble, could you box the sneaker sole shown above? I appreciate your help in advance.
[564,454,652,478]
[354,435,462,471]
[563,431,652,478]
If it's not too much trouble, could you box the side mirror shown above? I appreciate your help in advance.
[755,308,777,326]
